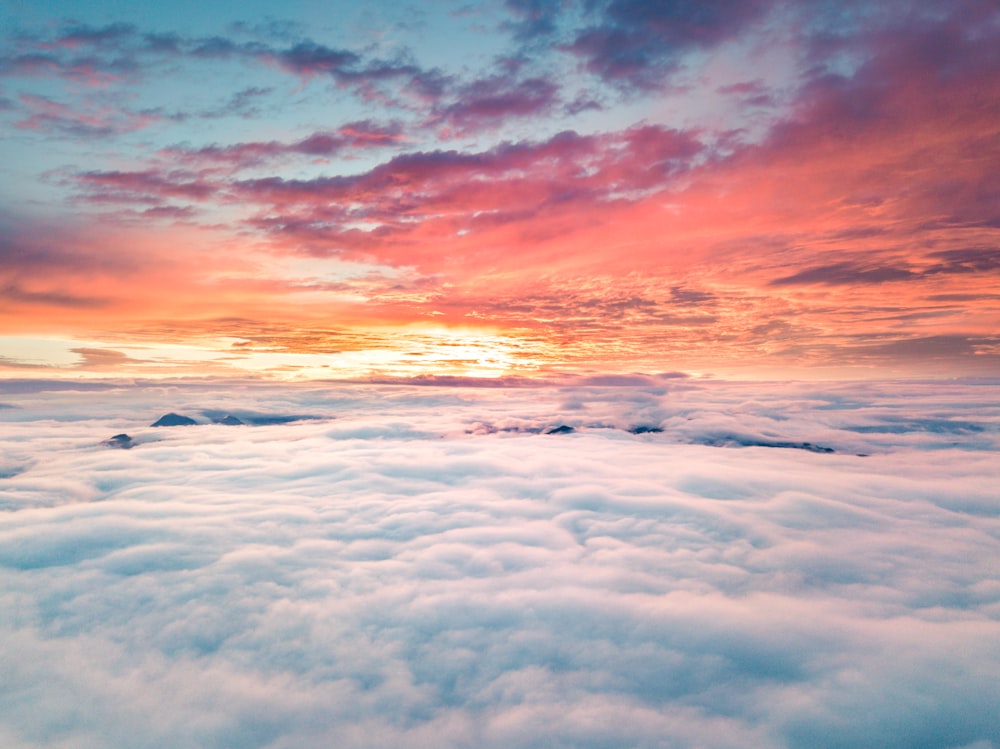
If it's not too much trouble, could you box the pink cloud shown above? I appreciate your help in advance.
[15,94,159,136]
[160,121,408,170]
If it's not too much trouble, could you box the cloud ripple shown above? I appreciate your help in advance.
[0,379,998,748]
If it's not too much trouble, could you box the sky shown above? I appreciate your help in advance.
[3,6,999,743]
[1,377,999,748]
[0,0,997,380]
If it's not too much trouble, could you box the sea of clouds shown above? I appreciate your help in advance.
[1,376,998,749]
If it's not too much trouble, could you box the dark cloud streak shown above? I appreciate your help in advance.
[770,262,916,287]
[565,0,770,90]
[162,121,407,169]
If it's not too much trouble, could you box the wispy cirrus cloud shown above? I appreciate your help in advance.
[75,169,217,204]
[2,23,448,117]
[770,249,1000,287]
[428,74,560,135]
[0,283,108,310]
[14,92,161,136]
[67,123,703,260]
[1,20,574,138]
[565,0,771,91]
[769,262,917,287]
[161,120,408,169]
[501,0,565,42]
[227,124,704,267]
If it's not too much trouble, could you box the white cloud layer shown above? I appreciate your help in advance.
[1,378,999,748]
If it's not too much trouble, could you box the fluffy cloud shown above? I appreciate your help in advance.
[1,379,998,748]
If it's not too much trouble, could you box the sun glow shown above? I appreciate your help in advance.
[0,327,554,381]
[225,326,551,380]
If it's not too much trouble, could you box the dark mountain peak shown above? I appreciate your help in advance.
[102,433,134,449]
[545,425,576,435]
[703,435,835,453]
[629,425,664,434]
[151,413,197,427]
[214,414,245,425]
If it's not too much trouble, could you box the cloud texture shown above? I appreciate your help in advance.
[1,0,998,377]
[1,379,998,748]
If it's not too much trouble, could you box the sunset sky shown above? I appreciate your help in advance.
[3,5,1000,743]
[2,0,999,380]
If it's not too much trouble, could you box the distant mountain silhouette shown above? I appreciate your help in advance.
[703,436,835,453]
[102,433,134,449]
[544,425,575,435]
[151,413,197,427]
[200,409,321,425]
[241,415,320,425]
